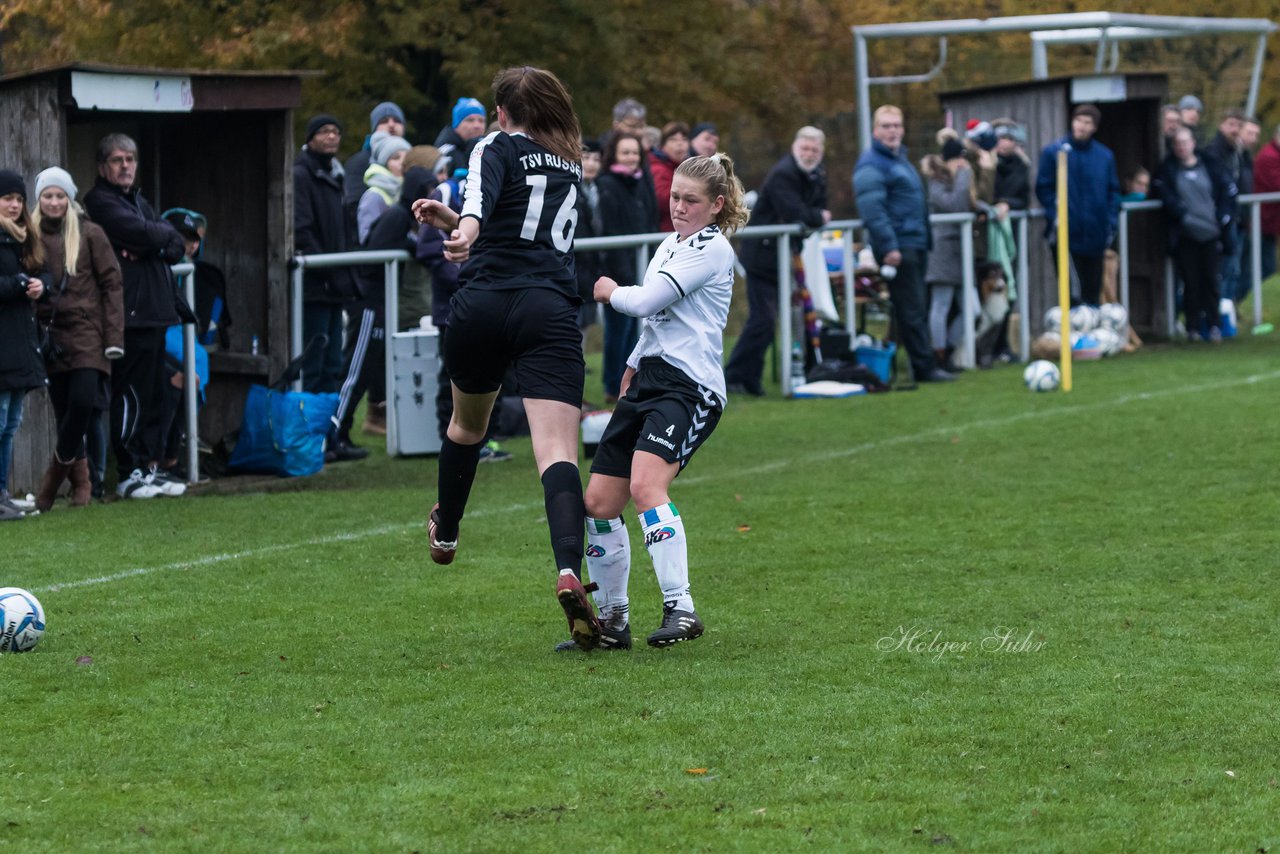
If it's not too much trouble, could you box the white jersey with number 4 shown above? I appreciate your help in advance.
[627,225,735,406]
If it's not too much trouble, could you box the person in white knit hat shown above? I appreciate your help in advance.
[30,165,125,509]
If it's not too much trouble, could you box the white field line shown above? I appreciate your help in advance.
[36,368,1280,595]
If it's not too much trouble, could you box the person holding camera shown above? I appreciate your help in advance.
[0,169,51,521]
[31,167,124,511]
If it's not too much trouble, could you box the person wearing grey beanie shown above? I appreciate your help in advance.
[369,101,405,135]
[357,134,412,244]
[35,167,78,203]
[343,101,409,230]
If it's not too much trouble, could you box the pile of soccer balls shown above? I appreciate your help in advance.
[1042,303,1128,359]
[0,587,45,653]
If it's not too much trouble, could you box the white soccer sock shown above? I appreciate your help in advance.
[585,516,630,624]
[640,503,693,612]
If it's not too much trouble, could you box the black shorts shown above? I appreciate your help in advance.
[590,357,723,478]
[444,286,585,406]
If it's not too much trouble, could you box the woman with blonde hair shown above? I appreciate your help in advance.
[30,167,124,510]
[569,153,748,651]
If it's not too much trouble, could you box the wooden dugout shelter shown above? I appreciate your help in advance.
[0,63,312,494]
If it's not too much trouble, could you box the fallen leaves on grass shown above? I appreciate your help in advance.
[75,655,92,666]
[685,768,708,775]
[736,525,751,532]
[753,807,766,815]
[1225,770,1236,778]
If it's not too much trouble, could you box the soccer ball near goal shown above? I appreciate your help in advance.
[1043,305,1062,333]
[1023,359,1061,392]
[1090,326,1122,357]
[1098,302,1128,333]
[0,587,45,653]
[1069,304,1101,333]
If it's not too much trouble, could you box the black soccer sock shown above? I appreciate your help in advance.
[436,435,484,539]
[541,461,585,576]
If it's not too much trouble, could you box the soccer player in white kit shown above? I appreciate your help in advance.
[562,154,749,650]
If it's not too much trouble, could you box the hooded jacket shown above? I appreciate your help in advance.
[0,228,49,392]
[81,177,185,328]
[358,167,435,303]
[293,146,358,304]
[1154,148,1238,256]
[36,214,125,375]
[1034,134,1120,255]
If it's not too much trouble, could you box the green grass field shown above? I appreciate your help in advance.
[4,295,1280,851]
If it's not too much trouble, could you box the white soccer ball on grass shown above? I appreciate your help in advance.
[0,587,45,653]
[1023,360,1061,392]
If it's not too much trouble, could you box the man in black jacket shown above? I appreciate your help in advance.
[83,134,188,499]
[295,114,358,394]
[724,127,831,396]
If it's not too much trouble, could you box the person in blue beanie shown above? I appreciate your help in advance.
[433,97,488,181]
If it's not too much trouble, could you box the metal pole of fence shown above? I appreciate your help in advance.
[841,228,856,337]
[1017,214,1030,362]
[778,233,794,397]
[1118,206,1131,326]
[957,216,976,369]
[1165,256,1177,338]
[291,259,305,392]
[173,263,200,484]
[1251,199,1263,329]
[634,244,648,286]
[384,260,400,456]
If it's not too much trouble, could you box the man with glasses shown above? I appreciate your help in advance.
[83,133,190,498]
[294,115,361,437]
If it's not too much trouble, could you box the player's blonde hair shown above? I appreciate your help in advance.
[674,153,749,235]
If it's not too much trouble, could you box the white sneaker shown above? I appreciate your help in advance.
[117,469,161,499]
[146,467,187,497]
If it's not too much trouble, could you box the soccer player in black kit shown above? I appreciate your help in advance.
[413,66,603,650]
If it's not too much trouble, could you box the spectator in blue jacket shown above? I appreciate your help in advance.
[1035,103,1120,307]
[853,106,952,383]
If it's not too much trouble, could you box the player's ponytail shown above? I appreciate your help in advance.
[675,153,750,235]
[492,66,583,165]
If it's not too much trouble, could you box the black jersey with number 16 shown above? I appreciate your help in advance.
[458,130,582,300]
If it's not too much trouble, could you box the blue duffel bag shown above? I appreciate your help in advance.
[227,335,339,477]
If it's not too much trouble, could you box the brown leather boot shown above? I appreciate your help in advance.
[35,456,73,512]
[68,457,92,507]
[362,401,387,436]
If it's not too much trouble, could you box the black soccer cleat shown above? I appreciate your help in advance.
[554,618,632,652]
[646,602,704,647]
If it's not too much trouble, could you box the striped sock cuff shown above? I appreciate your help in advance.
[588,515,626,534]
[640,503,679,527]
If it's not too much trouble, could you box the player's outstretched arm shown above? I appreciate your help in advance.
[413,198,461,231]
